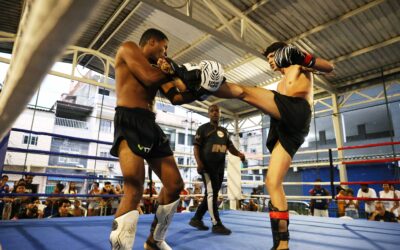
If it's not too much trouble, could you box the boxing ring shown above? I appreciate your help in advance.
[1,138,400,250]
[1,210,399,250]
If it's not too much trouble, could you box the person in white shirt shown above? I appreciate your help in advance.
[389,184,400,219]
[379,183,399,217]
[356,184,377,219]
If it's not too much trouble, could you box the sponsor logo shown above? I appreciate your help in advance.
[217,130,224,138]
[138,144,151,153]
[211,144,227,153]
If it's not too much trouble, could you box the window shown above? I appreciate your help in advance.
[177,157,184,165]
[178,133,185,145]
[100,151,110,158]
[22,135,38,146]
[187,134,195,145]
[98,88,110,96]
[100,120,112,133]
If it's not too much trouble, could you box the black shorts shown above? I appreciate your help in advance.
[110,107,173,159]
[266,91,311,158]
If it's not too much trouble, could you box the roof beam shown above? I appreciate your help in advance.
[203,0,240,41]
[287,0,384,43]
[218,0,336,93]
[331,35,400,64]
[170,0,269,59]
[141,0,263,58]
[87,0,131,49]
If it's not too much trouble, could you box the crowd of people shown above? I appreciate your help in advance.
[307,180,399,222]
[0,174,209,220]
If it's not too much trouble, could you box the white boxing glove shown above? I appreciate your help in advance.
[199,60,226,92]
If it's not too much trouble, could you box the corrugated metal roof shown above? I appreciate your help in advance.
[0,0,399,117]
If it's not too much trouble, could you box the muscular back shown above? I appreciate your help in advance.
[277,65,313,105]
[114,42,169,110]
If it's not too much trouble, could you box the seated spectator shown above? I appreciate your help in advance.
[177,186,190,213]
[50,199,73,218]
[369,201,397,222]
[389,184,400,220]
[16,203,40,219]
[10,183,33,219]
[45,183,65,217]
[336,186,346,217]
[143,182,158,214]
[71,199,85,217]
[379,183,399,217]
[356,184,377,219]
[246,199,259,212]
[88,182,101,216]
[344,188,359,219]
[111,184,122,215]
[309,179,330,217]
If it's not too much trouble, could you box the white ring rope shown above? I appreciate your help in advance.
[0,0,103,140]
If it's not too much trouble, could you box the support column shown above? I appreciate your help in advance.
[331,94,348,185]
[228,116,242,210]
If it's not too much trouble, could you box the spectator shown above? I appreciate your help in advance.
[369,201,397,222]
[389,184,400,220]
[143,182,158,214]
[50,199,73,217]
[309,179,330,217]
[344,188,359,219]
[177,185,190,213]
[0,183,10,218]
[24,174,37,194]
[111,184,122,214]
[336,186,346,217]
[0,175,9,189]
[192,182,203,209]
[101,181,116,215]
[64,181,78,194]
[246,199,259,212]
[71,199,85,217]
[379,183,399,217]
[10,183,32,219]
[356,184,377,219]
[45,183,65,217]
[88,182,101,216]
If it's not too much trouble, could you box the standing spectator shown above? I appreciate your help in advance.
[336,186,346,217]
[344,189,359,219]
[0,175,10,216]
[309,179,330,217]
[0,184,10,219]
[369,201,397,222]
[64,181,78,195]
[177,185,190,213]
[356,184,377,219]
[24,174,37,194]
[189,104,245,235]
[379,183,399,216]
[143,182,158,214]
[0,175,9,189]
[88,182,101,216]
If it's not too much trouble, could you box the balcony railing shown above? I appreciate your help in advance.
[55,117,88,129]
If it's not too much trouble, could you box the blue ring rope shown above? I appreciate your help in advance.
[2,170,123,181]
[0,193,123,198]
[11,128,113,145]
[6,147,119,161]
